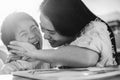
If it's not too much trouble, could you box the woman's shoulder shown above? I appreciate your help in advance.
[70,18,112,53]
[83,18,108,34]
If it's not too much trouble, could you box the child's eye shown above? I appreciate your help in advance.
[31,26,37,31]
[20,32,28,37]
[31,26,40,33]
[18,30,28,37]
[32,27,36,31]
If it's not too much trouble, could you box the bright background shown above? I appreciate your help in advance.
[0,0,120,49]
[0,0,120,25]
[83,0,120,15]
[0,0,43,26]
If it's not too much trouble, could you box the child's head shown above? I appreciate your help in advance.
[1,12,42,50]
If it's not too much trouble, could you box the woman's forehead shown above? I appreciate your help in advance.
[40,14,55,30]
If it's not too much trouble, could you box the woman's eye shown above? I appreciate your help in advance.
[41,27,46,33]
[49,31,56,35]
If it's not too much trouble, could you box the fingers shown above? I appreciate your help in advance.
[8,45,21,51]
[9,50,25,56]
[9,41,21,45]
[8,41,36,58]
[8,45,26,56]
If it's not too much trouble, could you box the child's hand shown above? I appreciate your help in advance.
[0,63,19,74]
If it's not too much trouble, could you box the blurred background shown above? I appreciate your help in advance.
[83,0,120,52]
[0,0,120,50]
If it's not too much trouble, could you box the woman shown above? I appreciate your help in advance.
[8,0,118,68]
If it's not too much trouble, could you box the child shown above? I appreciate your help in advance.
[0,12,49,74]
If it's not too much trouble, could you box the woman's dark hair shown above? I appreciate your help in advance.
[40,0,97,37]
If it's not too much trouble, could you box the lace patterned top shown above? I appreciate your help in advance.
[70,18,117,67]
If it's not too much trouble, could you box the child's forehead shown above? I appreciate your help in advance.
[2,12,37,35]
[3,13,33,27]
[16,16,33,24]
[17,19,36,30]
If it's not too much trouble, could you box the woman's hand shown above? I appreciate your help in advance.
[6,53,22,63]
[8,41,37,58]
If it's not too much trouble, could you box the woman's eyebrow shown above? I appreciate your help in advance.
[40,23,55,32]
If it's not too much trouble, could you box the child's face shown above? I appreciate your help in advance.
[15,19,42,49]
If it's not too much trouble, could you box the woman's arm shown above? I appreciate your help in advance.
[33,45,99,67]
[8,41,99,68]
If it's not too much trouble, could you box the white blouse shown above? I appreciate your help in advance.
[70,18,117,67]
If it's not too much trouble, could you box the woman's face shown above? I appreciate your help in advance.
[15,19,42,49]
[40,14,72,47]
